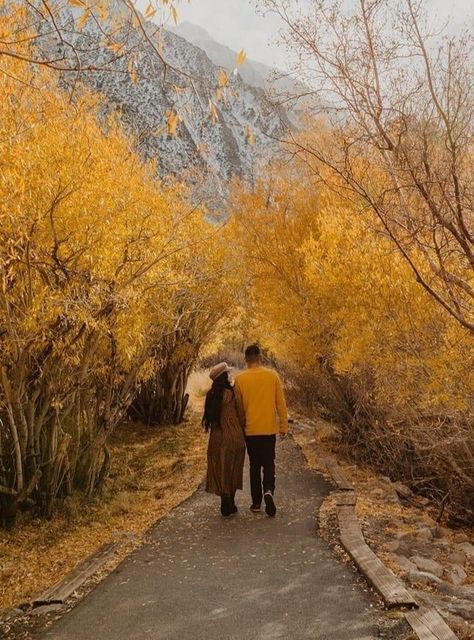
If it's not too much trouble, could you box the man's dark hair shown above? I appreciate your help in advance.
[245,344,261,360]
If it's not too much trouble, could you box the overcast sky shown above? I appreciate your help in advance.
[174,0,473,69]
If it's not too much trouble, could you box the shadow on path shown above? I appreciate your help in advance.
[42,438,379,640]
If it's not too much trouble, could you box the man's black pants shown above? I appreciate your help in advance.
[245,435,276,506]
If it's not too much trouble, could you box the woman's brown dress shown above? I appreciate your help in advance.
[206,388,246,496]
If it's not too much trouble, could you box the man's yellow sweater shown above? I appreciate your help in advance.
[234,366,288,436]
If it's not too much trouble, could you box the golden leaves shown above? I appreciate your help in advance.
[208,100,219,122]
[219,69,228,88]
[95,1,108,21]
[171,5,179,25]
[236,49,247,66]
[246,126,256,146]
[166,110,180,135]
[144,2,157,19]
[106,42,123,55]
[68,0,85,7]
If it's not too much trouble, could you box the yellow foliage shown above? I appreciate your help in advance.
[219,69,228,88]
[0,38,237,517]
[236,49,247,66]
[229,158,474,420]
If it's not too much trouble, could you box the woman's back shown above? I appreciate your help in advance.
[206,387,245,498]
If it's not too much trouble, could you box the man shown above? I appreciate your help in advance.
[234,344,288,517]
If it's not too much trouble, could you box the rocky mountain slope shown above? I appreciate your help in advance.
[37,5,290,190]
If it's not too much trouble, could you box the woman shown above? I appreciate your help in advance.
[203,362,246,516]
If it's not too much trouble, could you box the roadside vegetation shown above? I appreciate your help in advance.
[0,0,472,619]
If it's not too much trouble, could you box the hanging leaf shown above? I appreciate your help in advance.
[68,0,84,7]
[246,126,256,146]
[215,88,223,102]
[131,12,141,28]
[218,69,228,88]
[109,42,124,55]
[144,2,156,19]
[236,49,247,66]
[167,110,180,135]
[171,5,179,25]
[96,1,108,21]
[208,100,219,122]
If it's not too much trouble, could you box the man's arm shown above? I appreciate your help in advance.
[275,374,288,435]
[234,380,246,432]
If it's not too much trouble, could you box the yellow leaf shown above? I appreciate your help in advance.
[107,42,123,55]
[131,12,141,28]
[171,5,178,25]
[96,1,108,21]
[236,49,247,66]
[144,2,156,19]
[208,100,219,122]
[219,69,228,88]
[246,126,256,146]
[215,88,223,102]
[68,0,84,6]
[167,110,180,135]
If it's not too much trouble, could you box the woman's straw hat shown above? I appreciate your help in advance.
[209,362,232,380]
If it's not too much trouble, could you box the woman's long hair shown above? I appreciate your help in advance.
[202,372,233,431]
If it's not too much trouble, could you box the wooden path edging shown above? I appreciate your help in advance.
[337,503,417,608]
[33,541,122,606]
[405,607,459,640]
[320,454,460,639]
[322,457,354,491]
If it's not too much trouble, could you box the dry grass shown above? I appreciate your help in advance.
[186,369,211,400]
[0,415,207,611]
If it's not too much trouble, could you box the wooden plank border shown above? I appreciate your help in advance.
[294,429,459,638]
[33,541,122,605]
[405,607,459,640]
[322,457,354,491]
[337,504,418,608]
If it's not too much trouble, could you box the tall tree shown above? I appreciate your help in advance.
[263,0,474,333]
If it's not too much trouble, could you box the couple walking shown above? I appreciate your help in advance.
[202,344,288,517]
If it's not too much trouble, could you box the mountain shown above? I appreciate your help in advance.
[34,6,290,194]
[169,21,309,100]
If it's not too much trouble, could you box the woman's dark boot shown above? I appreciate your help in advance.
[220,495,233,516]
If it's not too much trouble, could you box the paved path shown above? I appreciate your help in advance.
[42,437,380,640]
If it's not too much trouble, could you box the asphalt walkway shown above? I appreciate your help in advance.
[42,437,380,640]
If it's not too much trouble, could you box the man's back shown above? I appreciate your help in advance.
[235,366,288,436]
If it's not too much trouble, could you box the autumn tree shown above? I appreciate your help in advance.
[263,0,474,334]
[230,158,473,521]
[0,50,235,527]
